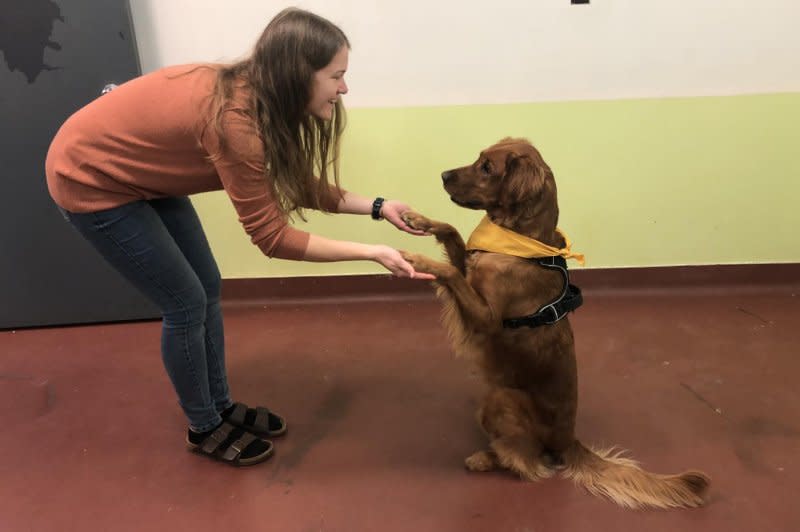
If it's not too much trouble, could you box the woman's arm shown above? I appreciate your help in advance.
[301,233,434,279]
[336,190,426,235]
[335,190,373,215]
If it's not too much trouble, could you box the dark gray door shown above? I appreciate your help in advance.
[0,0,159,329]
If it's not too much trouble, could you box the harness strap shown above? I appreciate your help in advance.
[502,256,583,329]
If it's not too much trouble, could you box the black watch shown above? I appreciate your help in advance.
[371,197,385,220]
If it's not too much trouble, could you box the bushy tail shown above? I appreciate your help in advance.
[563,441,710,509]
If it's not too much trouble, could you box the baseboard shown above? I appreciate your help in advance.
[222,263,800,304]
[570,262,800,294]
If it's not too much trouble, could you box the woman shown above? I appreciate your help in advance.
[45,7,432,466]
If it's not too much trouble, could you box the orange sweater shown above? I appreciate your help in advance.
[45,64,342,260]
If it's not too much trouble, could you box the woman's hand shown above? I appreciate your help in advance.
[299,235,433,280]
[371,245,435,280]
[380,200,428,236]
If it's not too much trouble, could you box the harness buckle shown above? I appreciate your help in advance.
[539,303,561,324]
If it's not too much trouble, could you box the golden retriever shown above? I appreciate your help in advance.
[401,137,710,509]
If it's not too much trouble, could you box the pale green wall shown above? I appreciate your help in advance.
[193,92,799,278]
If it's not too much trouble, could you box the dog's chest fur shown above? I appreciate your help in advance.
[436,250,574,385]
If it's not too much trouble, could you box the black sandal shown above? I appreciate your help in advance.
[185,422,273,466]
[223,402,287,437]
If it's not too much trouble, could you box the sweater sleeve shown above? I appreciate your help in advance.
[200,109,310,260]
[305,177,346,213]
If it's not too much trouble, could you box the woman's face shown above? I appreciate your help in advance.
[307,46,349,121]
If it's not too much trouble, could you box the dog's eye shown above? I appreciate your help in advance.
[481,160,492,174]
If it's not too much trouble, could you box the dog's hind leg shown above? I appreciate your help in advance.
[464,442,553,480]
[465,402,499,472]
[476,387,555,481]
[491,435,554,481]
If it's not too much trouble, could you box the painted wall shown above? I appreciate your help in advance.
[128,0,800,276]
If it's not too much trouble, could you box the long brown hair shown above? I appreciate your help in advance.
[210,8,349,219]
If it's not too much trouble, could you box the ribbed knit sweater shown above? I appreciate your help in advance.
[45,64,342,259]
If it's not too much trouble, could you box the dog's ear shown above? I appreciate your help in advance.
[500,151,551,207]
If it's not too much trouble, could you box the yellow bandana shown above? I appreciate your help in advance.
[466,215,585,265]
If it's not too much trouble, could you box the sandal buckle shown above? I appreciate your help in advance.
[229,439,244,454]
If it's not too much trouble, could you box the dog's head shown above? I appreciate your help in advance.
[441,137,558,231]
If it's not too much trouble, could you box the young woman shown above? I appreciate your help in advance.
[45,7,432,466]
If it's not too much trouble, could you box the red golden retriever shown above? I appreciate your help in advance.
[401,137,710,509]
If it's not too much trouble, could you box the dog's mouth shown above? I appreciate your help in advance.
[449,196,483,209]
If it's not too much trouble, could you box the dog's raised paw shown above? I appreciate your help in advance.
[400,250,425,271]
[401,211,432,232]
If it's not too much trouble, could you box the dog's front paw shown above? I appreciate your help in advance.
[402,211,455,239]
[400,250,453,279]
[401,211,435,233]
[400,250,432,274]
[401,250,460,281]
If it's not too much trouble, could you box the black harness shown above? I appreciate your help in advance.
[502,256,583,329]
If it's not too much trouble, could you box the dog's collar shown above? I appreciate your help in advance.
[466,215,585,265]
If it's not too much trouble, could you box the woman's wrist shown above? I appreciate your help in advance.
[336,191,382,216]
[371,197,385,220]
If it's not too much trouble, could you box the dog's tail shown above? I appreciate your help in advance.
[562,441,710,509]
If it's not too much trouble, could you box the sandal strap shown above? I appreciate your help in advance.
[225,402,283,434]
[200,422,235,454]
[226,403,248,426]
[253,407,272,432]
[220,432,259,462]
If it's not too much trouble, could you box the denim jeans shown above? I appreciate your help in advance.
[60,197,231,432]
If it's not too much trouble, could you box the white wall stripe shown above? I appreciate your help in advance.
[130,0,800,107]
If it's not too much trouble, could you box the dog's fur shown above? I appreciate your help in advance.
[401,138,710,509]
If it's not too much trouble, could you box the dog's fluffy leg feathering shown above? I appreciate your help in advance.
[562,441,710,509]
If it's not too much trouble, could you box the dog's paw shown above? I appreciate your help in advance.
[401,250,457,280]
[465,450,496,472]
[400,250,439,277]
[400,250,426,270]
[542,450,567,471]
[401,211,434,233]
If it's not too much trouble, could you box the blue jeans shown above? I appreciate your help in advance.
[60,197,231,432]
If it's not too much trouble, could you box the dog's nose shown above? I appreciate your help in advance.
[441,170,454,184]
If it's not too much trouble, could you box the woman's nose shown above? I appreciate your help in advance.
[338,79,348,95]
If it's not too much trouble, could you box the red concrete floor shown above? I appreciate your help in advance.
[1,283,799,531]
